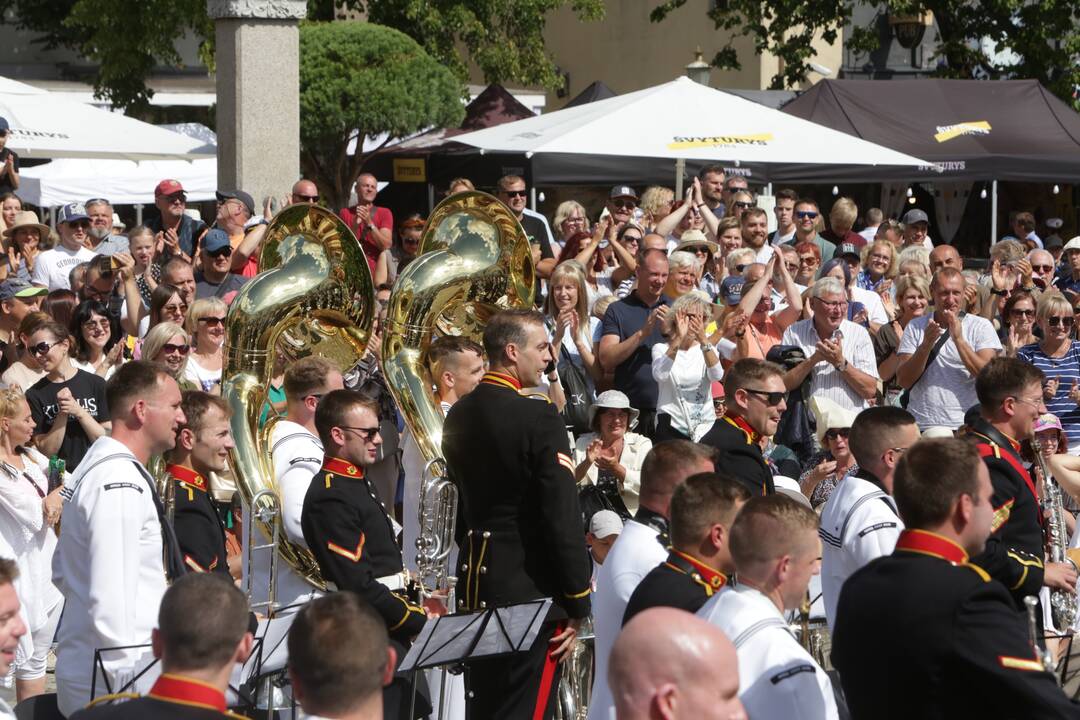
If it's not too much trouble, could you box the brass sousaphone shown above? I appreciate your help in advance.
[222,204,375,602]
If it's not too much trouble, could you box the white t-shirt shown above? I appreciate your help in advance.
[850,286,888,326]
[31,245,97,291]
[182,355,221,392]
[897,314,1002,429]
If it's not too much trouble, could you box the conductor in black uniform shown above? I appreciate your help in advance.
[699,358,785,496]
[71,573,253,719]
[832,438,1080,718]
[967,358,1077,610]
[442,309,592,720]
[165,391,234,578]
[623,472,748,624]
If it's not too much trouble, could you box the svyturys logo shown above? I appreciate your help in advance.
[668,133,773,150]
[933,121,991,143]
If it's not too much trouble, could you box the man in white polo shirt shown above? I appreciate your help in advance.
[31,203,97,291]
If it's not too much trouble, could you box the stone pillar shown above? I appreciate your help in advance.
[208,0,304,207]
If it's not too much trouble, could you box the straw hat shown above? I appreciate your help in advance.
[3,210,50,240]
[673,229,719,256]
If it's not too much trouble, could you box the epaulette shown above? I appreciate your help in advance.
[84,692,141,708]
[520,390,553,404]
[962,562,990,582]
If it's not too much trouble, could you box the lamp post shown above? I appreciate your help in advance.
[686,47,711,87]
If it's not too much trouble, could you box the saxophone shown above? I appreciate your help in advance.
[1031,436,1078,633]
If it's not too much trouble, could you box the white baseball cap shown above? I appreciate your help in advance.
[589,510,623,539]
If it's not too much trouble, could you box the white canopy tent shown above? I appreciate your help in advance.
[453,76,928,180]
[0,76,213,160]
[19,157,217,208]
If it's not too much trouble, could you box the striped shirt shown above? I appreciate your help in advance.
[781,319,878,412]
[1016,341,1080,448]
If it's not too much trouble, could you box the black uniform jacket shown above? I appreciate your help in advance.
[166,464,231,577]
[443,372,592,620]
[302,456,425,640]
[832,529,1078,719]
[70,673,245,719]
[622,549,728,625]
[966,418,1045,602]
[699,413,775,496]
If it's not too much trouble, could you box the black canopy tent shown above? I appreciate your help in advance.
[778,78,1080,183]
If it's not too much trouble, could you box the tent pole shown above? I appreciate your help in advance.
[530,188,536,212]
[990,181,998,247]
[427,183,435,212]
[674,159,685,198]
[765,183,773,195]
[135,204,143,226]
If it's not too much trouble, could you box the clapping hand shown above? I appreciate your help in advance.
[923,318,943,346]
[1045,378,1060,400]
[816,337,844,366]
[1069,379,1080,406]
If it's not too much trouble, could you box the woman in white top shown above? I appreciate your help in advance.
[142,322,193,389]
[70,300,123,380]
[573,390,652,517]
[0,388,63,701]
[183,297,227,392]
[651,290,725,442]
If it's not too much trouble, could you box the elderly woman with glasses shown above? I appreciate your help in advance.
[1017,292,1080,454]
[799,400,858,507]
[70,300,123,379]
[23,320,109,471]
[1000,290,1038,357]
[857,240,898,293]
[552,200,589,257]
[183,297,227,392]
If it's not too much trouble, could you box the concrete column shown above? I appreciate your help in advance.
[208,0,304,208]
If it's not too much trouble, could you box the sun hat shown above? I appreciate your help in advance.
[588,390,640,430]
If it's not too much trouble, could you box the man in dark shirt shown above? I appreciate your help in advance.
[495,175,555,290]
[599,247,670,436]
[0,117,19,195]
[194,229,247,302]
[146,179,208,259]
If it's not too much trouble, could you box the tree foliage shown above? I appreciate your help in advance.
[650,0,1080,107]
[299,21,464,210]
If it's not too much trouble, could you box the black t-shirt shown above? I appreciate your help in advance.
[146,213,209,257]
[520,214,553,306]
[26,369,109,470]
[600,292,671,410]
[0,148,19,196]
[194,269,248,301]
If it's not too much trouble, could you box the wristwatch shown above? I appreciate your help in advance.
[990,288,1008,296]
[836,359,849,372]
[700,343,713,353]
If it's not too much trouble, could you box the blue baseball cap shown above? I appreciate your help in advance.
[0,278,46,302]
[720,275,745,306]
[201,228,231,254]
[0,117,9,132]
[58,202,89,224]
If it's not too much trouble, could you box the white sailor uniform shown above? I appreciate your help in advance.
[699,585,839,720]
[52,437,167,717]
[818,471,903,630]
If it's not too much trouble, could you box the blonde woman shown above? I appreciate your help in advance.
[716,216,743,261]
[553,200,588,259]
[651,290,724,441]
[857,239,898,293]
[142,322,196,390]
[639,186,674,232]
[183,297,227,392]
[0,387,63,701]
[664,250,700,300]
[546,261,602,393]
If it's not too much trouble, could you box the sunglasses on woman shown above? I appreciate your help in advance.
[28,341,58,356]
[162,343,190,355]
[824,428,850,441]
[1047,315,1074,327]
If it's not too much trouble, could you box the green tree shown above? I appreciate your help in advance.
[299,21,464,210]
[650,0,1080,107]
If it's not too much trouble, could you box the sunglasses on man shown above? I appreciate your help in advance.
[795,210,819,220]
[744,388,785,406]
[501,189,528,198]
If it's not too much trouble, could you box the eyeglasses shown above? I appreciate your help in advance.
[82,318,110,331]
[339,425,381,441]
[814,298,849,311]
[888,446,910,456]
[162,343,190,355]
[733,201,753,209]
[1010,309,1035,317]
[734,263,748,273]
[744,388,785,406]
[0,131,8,138]
[799,256,819,266]
[824,428,850,441]
[725,185,747,193]
[795,211,819,220]
[1048,316,1074,327]
[622,235,642,244]
[564,217,586,225]
[712,398,726,409]
[612,200,637,209]
[785,263,799,273]
[208,246,233,258]
[687,246,709,255]
[1032,265,1054,272]
[869,253,892,262]
[1011,396,1044,410]
[162,303,188,314]
[293,194,319,202]
[164,193,186,204]
[28,341,58,356]
[198,316,226,326]
[501,189,528,198]
[68,220,90,230]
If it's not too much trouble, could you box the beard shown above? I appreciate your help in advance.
[89,226,111,240]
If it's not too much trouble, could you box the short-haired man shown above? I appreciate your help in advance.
[147,179,208,259]
[31,202,98,291]
[495,174,556,279]
[589,441,716,720]
[246,356,344,610]
[339,173,393,272]
[822,197,865,251]
[0,117,20,195]
[215,189,265,278]
[832,439,1080,717]
[699,494,838,720]
[819,406,920,629]
[442,309,591,719]
[623,472,749,623]
[901,208,933,249]
[71,573,254,719]
[289,593,394,720]
[85,198,129,255]
[610,607,746,720]
[769,188,798,246]
[722,174,748,211]
[781,277,879,412]
[700,359,785,495]
[967,358,1076,613]
[599,248,671,434]
[927,243,997,319]
[697,165,726,217]
[783,198,836,261]
[53,361,187,716]
[858,207,884,244]
[400,335,484,573]
[1006,210,1041,249]
[161,257,197,307]
[1027,247,1056,290]
[289,178,320,205]
[194,229,247,301]
[165,391,234,577]
[0,277,44,372]
[895,268,1001,432]
[740,207,773,263]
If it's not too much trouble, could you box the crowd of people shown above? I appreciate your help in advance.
[0,129,1075,720]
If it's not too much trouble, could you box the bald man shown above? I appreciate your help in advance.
[609,607,746,720]
[290,179,319,205]
[929,244,995,319]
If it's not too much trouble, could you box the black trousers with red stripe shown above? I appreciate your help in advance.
[464,620,563,720]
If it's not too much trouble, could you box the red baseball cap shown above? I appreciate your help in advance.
[154,179,185,197]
